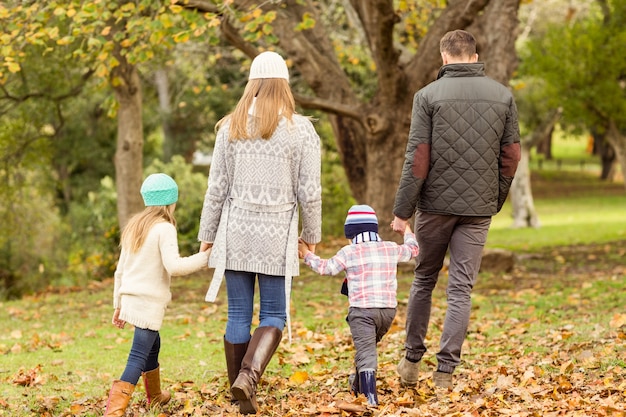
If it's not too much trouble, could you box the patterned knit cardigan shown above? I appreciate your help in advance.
[198,114,322,335]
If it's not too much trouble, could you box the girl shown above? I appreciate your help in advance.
[104,173,210,417]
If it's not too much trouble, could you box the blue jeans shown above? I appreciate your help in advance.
[224,270,287,344]
[120,327,160,384]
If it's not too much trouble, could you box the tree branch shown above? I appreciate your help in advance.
[524,107,562,147]
[219,15,260,59]
[177,0,219,14]
[0,69,94,115]
[293,93,361,119]
[349,0,400,97]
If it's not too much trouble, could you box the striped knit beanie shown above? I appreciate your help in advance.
[344,204,378,239]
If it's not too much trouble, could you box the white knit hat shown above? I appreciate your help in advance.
[248,51,289,82]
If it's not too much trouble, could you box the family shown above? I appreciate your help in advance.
[104,29,521,416]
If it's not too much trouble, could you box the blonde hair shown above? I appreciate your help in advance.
[120,205,177,253]
[217,78,295,140]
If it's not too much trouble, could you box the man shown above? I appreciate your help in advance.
[391,30,521,389]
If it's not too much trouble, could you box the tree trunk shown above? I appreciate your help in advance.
[592,128,617,181]
[605,121,626,190]
[155,68,175,162]
[112,58,144,228]
[509,108,561,228]
[510,144,539,228]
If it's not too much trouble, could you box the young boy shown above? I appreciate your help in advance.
[297,204,419,406]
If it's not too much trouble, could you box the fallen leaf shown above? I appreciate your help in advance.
[289,371,309,384]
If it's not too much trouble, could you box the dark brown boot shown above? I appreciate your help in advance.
[104,380,135,417]
[231,326,282,414]
[224,337,250,388]
[142,366,171,407]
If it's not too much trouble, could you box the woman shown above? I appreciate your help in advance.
[198,51,322,414]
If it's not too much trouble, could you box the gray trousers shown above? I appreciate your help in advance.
[405,211,491,373]
[348,306,396,372]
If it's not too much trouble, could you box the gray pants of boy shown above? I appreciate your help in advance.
[348,306,396,371]
[405,211,491,373]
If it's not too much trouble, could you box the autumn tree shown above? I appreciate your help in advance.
[0,1,220,227]
[181,0,521,234]
[521,0,626,191]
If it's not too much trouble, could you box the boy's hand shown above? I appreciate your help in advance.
[391,216,407,234]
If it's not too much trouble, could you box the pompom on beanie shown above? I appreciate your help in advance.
[140,173,178,207]
[248,51,289,82]
[344,204,378,239]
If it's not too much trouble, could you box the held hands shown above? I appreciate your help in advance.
[112,308,126,329]
[297,238,314,259]
[390,216,412,235]
[199,241,213,252]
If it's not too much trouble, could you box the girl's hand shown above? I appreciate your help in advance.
[112,308,126,329]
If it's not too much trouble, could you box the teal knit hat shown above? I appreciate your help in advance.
[140,173,178,206]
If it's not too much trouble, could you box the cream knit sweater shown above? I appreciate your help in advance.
[113,222,208,331]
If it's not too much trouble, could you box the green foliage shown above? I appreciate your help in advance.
[0,1,221,82]
[315,113,355,237]
[63,176,120,286]
[396,0,446,48]
[519,0,626,130]
[0,168,64,299]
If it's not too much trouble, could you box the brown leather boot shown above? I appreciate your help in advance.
[142,366,171,407]
[104,380,135,417]
[231,326,282,414]
[224,337,250,388]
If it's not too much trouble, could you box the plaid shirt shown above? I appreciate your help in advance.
[304,232,419,308]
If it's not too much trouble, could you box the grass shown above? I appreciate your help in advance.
[488,172,626,251]
[1,134,625,415]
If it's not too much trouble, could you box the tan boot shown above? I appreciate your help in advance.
[142,366,171,407]
[231,326,282,414]
[104,380,135,417]
[433,371,453,389]
[397,357,420,386]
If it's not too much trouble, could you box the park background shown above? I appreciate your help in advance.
[1,0,625,416]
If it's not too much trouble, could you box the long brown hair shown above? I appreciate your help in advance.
[120,205,177,253]
[217,78,296,140]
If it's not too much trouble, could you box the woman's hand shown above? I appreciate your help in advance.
[303,240,316,255]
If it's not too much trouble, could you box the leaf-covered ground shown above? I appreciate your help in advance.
[1,242,625,416]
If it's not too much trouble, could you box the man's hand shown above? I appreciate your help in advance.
[391,216,408,234]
